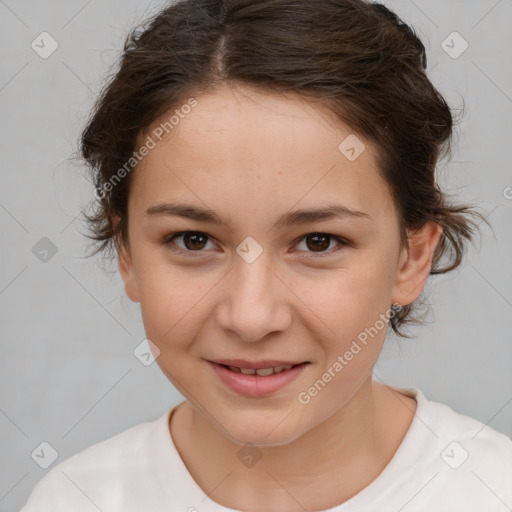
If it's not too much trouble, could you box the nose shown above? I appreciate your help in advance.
[216,251,292,343]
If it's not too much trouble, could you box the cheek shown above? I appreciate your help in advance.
[295,270,390,416]
[295,262,391,332]
[291,258,394,372]
[135,260,211,348]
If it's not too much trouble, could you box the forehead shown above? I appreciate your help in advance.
[131,84,395,224]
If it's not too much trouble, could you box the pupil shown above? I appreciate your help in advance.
[307,234,329,252]
[184,233,207,250]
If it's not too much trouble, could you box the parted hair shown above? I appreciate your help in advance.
[80,0,486,337]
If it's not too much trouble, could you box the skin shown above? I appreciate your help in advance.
[117,82,442,511]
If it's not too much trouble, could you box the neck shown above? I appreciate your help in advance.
[171,378,415,511]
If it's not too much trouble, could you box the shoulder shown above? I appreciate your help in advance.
[423,393,512,463]
[20,410,172,511]
[395,386,512,463]
[409,388,512,508]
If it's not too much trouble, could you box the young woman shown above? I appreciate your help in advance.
[21,0,512,510]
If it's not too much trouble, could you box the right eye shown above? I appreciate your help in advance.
[163,231,218,255]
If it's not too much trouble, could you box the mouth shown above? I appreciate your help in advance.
[206,359,310,396]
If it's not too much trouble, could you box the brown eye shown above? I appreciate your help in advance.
[182,232,208,250]
[294,233,349,256]
[164,231,215,253]
[305,234,330,252]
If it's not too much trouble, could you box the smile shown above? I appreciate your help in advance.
[207,361,310,397]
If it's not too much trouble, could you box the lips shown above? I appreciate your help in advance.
[207,360,310,396]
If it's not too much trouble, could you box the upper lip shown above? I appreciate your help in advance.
[208,358,308,369]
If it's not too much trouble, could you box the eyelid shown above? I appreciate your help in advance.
[163,231,351,257]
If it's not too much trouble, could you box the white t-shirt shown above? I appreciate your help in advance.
[20,386,512,512]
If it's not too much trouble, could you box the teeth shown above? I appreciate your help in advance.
[227,364,296,375]
[256,367,274,376]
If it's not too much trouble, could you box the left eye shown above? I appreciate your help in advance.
[294,233,348,256]
[163,231,349,256]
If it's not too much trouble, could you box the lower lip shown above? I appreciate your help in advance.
[207,361,309,397]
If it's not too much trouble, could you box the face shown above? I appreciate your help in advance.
[118,83,440,446]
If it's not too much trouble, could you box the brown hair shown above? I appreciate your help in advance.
[80,0,487,337]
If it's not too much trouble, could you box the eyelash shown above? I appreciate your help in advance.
[162,231,351,258]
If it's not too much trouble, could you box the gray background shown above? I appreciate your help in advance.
[1,0,511,510]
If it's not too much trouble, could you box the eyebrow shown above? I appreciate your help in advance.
[145,202,371,229]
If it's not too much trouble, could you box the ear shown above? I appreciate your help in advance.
[391,221,443,306]
[113,215,140,303]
